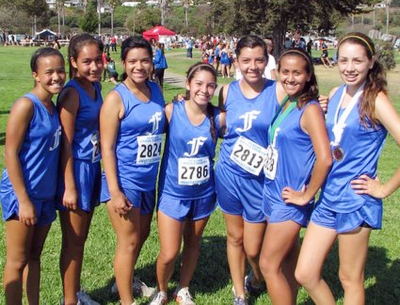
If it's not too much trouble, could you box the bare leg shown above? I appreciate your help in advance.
[155,211,183,293]
[295,221,337,305]
[25,224,52,305]
[107,203,141,305]
[59,209,93,305]
[179,217,210,288]
[243,221,266,287]
[260,221,300,305]
[223,213,246,298]
[4,219,34,305]
[338,227,371,305]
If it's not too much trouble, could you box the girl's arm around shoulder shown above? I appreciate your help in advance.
[218,109,226,136]
[5,97,36,225]
[282,103,332,205]
[351,92,400,198]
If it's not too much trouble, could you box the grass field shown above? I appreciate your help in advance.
[0,45,400,305]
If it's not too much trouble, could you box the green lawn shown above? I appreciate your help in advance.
[0,46,400,304]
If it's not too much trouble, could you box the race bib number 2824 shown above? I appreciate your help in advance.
[136,134,163,165]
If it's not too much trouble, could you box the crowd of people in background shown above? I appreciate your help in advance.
[2,29,400,305]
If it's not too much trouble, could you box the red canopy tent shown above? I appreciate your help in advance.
[142,25,176,42]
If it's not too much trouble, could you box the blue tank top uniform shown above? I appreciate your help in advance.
[57,80,103,211]
[263,101,320,227]
[217,80,280,178]
[100,81,165,202]
[220,49,230,65]
[314,85,388,232]
[1,93,61,224]
[215,80,280,222]
[158,101,221,221]
[159,101,221,199]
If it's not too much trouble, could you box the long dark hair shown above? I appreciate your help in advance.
[338,32,387,128]
[68,33,103,79]
[278,48,319,108]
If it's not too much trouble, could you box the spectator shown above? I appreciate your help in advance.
[263,37,277,80]
[186,38,194,58]
[110,35,117,53]
[153,42,168,88]
[320,39,333,68]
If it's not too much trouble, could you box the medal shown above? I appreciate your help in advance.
[333,146,344,161]
[331,84,364,163]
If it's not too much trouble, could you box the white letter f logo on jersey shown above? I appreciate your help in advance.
[235,110,261,133]
[149,112,162,134]
[184,136,207,157]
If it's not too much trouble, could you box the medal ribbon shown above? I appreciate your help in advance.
[331,83,365,146]
[269,95,297,146]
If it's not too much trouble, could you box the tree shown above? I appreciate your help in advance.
[56,0,66,35]
[0,3,30,33]
[209,0,377,56]
[106,0,121,35]
[9,0,48,20]
[0,0,50,34]
[80,0,98,33]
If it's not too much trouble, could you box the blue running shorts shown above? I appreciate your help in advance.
[101,175,156,215]
[215,164,265,223]
[311,200,382,233]
[263,199,312,227]
[57,160,101,212]
[158,194,216,222]
[1,191,56,226]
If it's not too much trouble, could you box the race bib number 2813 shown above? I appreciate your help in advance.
[230,136,268,176]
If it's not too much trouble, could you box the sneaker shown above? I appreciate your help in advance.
[133,277,156,298]
[148,291,168,305]
[231,287,247,305]
[174,287,195,305]
[111,277,156,299]
[76,290,100,305]
[233,296,248,305]
[244,271,266,295]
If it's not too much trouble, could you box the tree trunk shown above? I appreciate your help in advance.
[272,17,287,59]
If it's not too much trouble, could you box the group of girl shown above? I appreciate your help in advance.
[1,31,400,305]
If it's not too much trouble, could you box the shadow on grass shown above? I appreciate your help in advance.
[164,76,185,88]
[87,235,229,304]
[299,244,400,304]
[187,235,230,293]
[0,132,5,146]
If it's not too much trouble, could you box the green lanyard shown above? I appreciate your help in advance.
[269,95,297,142]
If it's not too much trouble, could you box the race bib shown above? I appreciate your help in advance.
[91,131,101,163]
[263,145,278,180]
[136,134,163,165]
[230,136,268,176]
[178,157,210,186]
